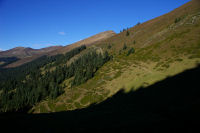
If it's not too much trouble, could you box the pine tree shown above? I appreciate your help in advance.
[126,31,130,36]
[127,47,135,56]
[123,44,127,50]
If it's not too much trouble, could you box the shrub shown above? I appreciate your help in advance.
[119,50,122,55]
[107,44,112,49]
[126,31,130,36]
[123,44,127,50]
[127,47,135,56]
[175,58,183,62]
[175,18,181,23]
[137,22,141,26]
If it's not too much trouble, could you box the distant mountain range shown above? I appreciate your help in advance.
[0,30,116,68]
[0,46,62,59]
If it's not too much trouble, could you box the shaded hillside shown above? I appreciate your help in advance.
[0,57,19,68]
[1,65,200,133]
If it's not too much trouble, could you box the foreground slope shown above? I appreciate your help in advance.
[31,0,200,113]
[1,65,200,133]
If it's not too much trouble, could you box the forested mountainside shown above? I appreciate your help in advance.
[0,45,110,112]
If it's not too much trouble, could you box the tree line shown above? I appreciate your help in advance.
[0,45,110,112]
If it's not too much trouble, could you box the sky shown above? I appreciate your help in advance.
[0,0,190,51]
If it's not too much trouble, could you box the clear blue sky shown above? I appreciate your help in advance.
[0,0,190,50]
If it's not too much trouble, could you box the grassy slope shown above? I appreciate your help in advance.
[1,65,200,133]
[31,0,200,113]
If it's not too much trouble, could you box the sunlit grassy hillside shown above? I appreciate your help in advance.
[32,0,200,113]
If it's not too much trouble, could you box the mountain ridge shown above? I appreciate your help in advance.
[0,46,63,59]
[49,30,116,56]
[0,30,116,68]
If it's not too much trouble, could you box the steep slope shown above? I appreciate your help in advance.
[96,0,200,54]
[31,0,200,113]
[50,30,116,55]
[92,0,200,95]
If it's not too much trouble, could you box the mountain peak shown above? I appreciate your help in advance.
[50,30,116,55]
[12,47,26,50]
[0,45,62,59]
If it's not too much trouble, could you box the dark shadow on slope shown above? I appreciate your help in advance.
[0,57,19,68]
[1,65,200,133]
